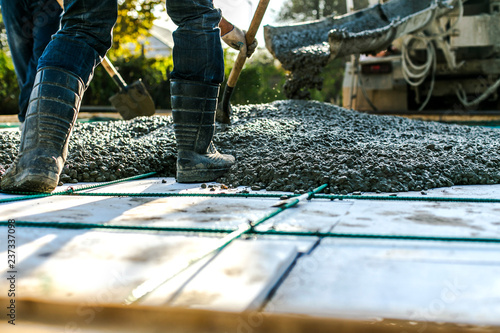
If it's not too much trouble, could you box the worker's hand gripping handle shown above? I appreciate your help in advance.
[226,0,270,88]
[218,0,270,124]
[217,0,270,124]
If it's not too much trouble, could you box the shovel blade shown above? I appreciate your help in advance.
[109,79,156,120]
[215,85,234,124]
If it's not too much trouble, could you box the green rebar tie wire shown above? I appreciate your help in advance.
[4,171,500,204]
[0,172,157,204]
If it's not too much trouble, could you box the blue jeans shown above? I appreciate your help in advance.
[43,0,223,87]
[0,0,62,122]
[167,0,224,85]
[38,0,117,86]
[2,0,222,123]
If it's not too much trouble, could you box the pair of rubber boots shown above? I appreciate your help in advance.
[0,68,233,193]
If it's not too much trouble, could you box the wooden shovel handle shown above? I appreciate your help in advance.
[101,56,127,90]
[226,0,270,88]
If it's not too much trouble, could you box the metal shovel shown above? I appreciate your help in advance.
[101,57,156,120]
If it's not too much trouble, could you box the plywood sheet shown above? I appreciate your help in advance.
[169,240,298,312]
[1,178,349,233]
[333,200,500,238]
[267,238,500,325]
[0,227,223,304]
[257,200,353,233]
[0,195,277,230]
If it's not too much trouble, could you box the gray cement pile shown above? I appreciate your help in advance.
[2,100,500,194]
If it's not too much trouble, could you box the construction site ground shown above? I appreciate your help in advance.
[1,169,500,332]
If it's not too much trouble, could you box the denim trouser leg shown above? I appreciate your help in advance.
[167,0,224,85]
[38,0,117,87]
[0,0,62,122]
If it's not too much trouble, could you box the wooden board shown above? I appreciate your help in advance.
[0,227,301,311]
[0,227,223,304]
[1,298,499,333]
[168,240,298,311]
[266,238,500,326]
[3,178,500,326]
[333,199,500,238]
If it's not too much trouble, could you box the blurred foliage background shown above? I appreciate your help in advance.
[0,0,373,115]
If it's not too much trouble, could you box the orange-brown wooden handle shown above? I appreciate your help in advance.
[227,0,270,88]
[101,56,127,90]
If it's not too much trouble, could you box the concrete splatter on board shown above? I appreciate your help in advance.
[2,100,500,194]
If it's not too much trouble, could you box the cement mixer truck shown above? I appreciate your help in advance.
[265,0,500,117]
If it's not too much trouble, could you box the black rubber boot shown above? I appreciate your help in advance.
[171,79,235,183]
[1,67,85,193]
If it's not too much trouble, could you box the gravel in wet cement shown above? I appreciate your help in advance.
[2,100,500,194]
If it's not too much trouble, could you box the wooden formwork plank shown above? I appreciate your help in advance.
[167,240,298,311]
[266,238,500,326]
[1,298,498,333]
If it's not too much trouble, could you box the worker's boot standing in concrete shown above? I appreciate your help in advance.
[0,0,116,193]
[1,68,84,193]
[167,0,256,183]
[167,1,233,183]
[171,79,235,182]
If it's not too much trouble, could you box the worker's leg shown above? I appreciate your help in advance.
[167,0,234,183]
[167,0,224,84]
[38,0,117,85]
[0,0,62,122]
[1,0,117,193]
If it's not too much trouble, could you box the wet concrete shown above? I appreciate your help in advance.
[2,100,500,194]
[264,0,453,99]
[0,116,177,186]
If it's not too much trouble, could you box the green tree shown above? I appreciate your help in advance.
[83,55,173,109]
[0,1,165,114]
[112,0,165,56]
[228,51,287,105]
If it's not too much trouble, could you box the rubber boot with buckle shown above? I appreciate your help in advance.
[171,79,235,183]
[1,67,85,193]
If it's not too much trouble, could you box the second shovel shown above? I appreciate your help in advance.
[101,56,156,120]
